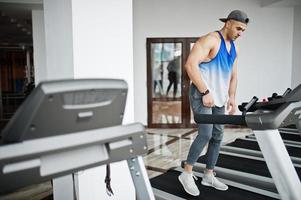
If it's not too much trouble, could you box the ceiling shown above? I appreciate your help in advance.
[261,0,301,7]
[0,0,300,49]
[0,1,42,49]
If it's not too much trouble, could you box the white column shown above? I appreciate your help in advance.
[41,0,136,199]
[43,0,74,80]
[42,2,75,198]
[72,0,134,124]
[52,175,75,200]
[71,1,135,199]
[32,9,46,84]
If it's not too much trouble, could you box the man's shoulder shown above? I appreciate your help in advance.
[196,32,220,47]
[207,32,220,40]
[198,32,219,39]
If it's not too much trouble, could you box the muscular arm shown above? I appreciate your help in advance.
[185,34,218,107]
[227,55,238,114]
[185,35,216,93]
[228,58,238,99]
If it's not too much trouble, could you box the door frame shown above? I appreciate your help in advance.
[146,37,198,128]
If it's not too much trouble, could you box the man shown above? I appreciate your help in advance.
[166,56,180,98]
[178,10,249,196]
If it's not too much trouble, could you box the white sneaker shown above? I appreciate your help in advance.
[178,171,200,196]
[201,172,228,191]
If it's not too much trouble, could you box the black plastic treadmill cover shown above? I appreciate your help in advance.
[151,170,277,200]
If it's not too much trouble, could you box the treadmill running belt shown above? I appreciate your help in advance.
[150,170,277,200]
[197,154,301,179]
[228,139,301,158]
[283,125,297,129]
[280,132,301,142]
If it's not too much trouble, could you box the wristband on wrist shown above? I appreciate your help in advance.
[201,89,210,96]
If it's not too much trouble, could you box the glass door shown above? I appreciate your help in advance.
[147,38,197,128]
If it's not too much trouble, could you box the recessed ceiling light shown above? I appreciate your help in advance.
[10,18,16,23]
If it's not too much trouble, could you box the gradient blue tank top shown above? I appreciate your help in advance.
[199,31,236,107]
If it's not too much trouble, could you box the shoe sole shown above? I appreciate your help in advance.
[201,181,228,191]
[178,175,200,196]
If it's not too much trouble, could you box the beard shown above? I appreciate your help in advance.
[233,35,239,40]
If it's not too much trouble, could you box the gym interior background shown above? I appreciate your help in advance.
[0,0,301,199]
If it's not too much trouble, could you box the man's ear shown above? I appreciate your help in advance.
[225,20,232,28]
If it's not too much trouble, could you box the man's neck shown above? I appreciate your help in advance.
[220,28,230,42]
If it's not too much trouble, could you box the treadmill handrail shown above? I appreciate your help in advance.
[0,123,147,193]
[194,114,246,126]
[194,101,301,130]
[0,123,145,159]
[246,101,301,130]
[238,84,301,113]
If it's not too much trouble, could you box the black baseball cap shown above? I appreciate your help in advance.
[220,10,249,24]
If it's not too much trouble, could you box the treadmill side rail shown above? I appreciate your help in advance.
[254,129,301,200]
[127,156,155,200]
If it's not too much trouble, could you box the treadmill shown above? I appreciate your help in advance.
[0,79,155,200]
[151,84,301,200]
[278,131,301,142]
[220,137,301,166]
[191,147,301,197]
[279,124,300,134]
[246,133,301,146]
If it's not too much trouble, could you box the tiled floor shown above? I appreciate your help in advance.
[0,127,252,200]
[0,182,52,200]
[144,127,252,179]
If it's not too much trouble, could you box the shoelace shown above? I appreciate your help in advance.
[186,173,198,188]
[206,172,217,185]
[192,174,198,181]
[204,170,216,176]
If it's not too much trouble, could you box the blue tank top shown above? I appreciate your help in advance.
[199,31,236,107]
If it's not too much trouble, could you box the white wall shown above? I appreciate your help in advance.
[72,0,134,124]
[133,0,294,125]
[292,6,301,88]
[70,1,135,199]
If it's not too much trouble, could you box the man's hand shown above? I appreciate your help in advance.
[227,97,236,115]
[202,93,214,107]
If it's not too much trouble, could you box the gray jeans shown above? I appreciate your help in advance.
[186,84,225,169]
